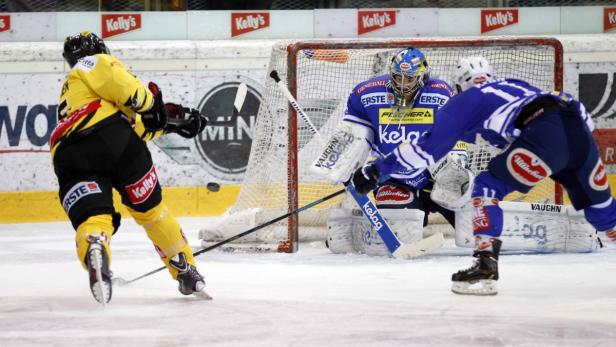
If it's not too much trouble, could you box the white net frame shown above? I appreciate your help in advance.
[200,37,564,252]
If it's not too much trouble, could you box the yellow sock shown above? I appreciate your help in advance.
[128,203,196,279]
[75,214,114,270]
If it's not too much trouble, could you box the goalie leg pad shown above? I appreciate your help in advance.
[326,209,356,254]
[351,208,425,257]
[455,201,600,253]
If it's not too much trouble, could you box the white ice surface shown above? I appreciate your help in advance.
[1,218,616,346]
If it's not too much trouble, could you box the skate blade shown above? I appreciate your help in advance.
[89,247,112,305]
[451,279,497,296]
[193,290,213,300]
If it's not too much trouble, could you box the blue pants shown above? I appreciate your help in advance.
[472,108,616,237]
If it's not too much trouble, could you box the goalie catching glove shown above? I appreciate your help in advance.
[429,153,474,211]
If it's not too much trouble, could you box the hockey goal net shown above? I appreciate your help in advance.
[200,37,564,252]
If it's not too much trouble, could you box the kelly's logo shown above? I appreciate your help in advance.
[101,14,141,38]
[231,12,269,37]
[358,10,396,35]
[0,15,10,33]
[125,166,158,204]
[481,9,518,33]
[605,8,616,32]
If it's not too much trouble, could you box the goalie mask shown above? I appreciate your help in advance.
[389,48,430,106]
[453,56,494,94]
[63,31,110,68]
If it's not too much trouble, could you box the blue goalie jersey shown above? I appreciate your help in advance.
[343,74,458,190]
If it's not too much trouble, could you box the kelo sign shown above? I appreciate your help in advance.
[481,9,518,34]
[231,12,269,37]
[358,10,396,35]
[101,14,141,38]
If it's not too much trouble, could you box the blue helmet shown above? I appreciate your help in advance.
[389,47,430,103]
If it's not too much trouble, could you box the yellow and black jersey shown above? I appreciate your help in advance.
[51,53,163,159]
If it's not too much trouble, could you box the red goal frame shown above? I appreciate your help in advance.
[279,37,564,252]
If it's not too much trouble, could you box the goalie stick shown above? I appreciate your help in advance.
[112,188,347,286]
[270,70,444,259]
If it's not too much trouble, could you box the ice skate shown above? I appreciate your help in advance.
[451,239,501,296]
[86,235,112,305]
[170,252,211,300]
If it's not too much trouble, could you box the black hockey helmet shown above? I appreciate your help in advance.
[63,31,110,67]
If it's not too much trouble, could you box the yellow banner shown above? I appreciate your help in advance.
[379,107,433,124]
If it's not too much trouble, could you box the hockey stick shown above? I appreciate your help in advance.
[205,82,247,126]
[270,69,444,259]
[112,188,346,286]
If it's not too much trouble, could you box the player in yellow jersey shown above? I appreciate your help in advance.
[51,32,208,304]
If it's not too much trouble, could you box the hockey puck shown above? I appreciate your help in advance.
[206,182,221,192]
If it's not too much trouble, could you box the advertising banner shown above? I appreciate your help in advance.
[0,44,270,193]
[439,7,560,36]
[314,8,438,38]
[0,13,57,41]
[57,12,187,41]
[188,10,313,40]
[606,7,616,32]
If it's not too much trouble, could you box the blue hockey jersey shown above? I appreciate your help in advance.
[378,78,594,176]
[343,74,456,189]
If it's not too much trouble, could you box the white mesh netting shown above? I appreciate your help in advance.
[200,37,563,251]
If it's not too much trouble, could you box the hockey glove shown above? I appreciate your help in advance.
[164,103,207,139]
[351,163,380,195]
[141,82,169,131]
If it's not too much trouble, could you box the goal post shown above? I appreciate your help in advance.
[200,36,564,253]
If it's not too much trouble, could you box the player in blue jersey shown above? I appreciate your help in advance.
[351,59,616,294]
[320,48,470,256]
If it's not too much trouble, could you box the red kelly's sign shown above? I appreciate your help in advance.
[0,15,10,33]
[358,10,396,35]
[101,14,141,38]
[605,7,616,32]
[231,12,269,37]
[481,9,518,33]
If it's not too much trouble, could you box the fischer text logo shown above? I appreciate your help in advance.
[0,15,10,33]
[101,14,141,38]
[358,10,396,35]
[605,8,616,32]
[481,9,518,33]
[231,12,270,37]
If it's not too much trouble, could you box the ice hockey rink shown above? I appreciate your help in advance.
[1,218,616,347]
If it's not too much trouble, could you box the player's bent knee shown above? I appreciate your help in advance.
[585,197,616,232]
[128,202,194,268]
